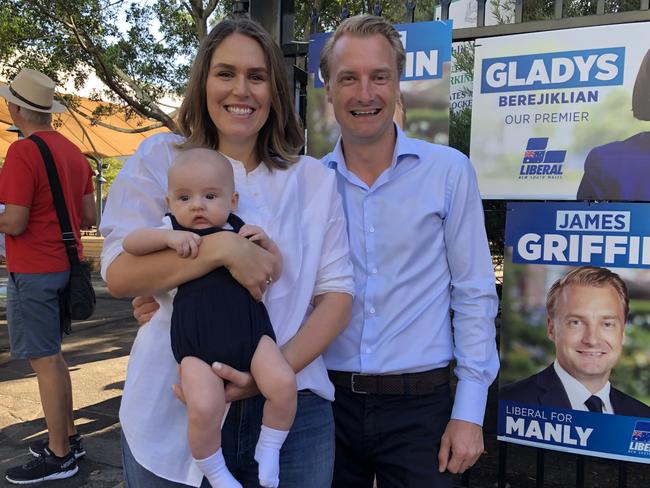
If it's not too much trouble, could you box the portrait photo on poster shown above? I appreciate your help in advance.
[498,201,650,463]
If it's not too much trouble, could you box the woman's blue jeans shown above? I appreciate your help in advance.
[121,391,334,487]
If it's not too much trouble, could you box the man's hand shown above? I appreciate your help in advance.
[132,296,159,325]
[438,419,484,474]
[172,361,260,405]
[212,362,260,402]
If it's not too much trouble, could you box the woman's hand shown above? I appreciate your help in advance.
[221,233,277,301]
[132,295,159,325]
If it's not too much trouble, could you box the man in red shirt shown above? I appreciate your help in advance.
[0,68,95,484]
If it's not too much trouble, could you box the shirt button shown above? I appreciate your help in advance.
[365,347,372,354]
[369,307,375,314]
[369,226,375,233]
[371,267,378,274]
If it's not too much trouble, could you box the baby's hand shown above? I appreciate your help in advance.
[239,224,271,249]
[167,231,201,258]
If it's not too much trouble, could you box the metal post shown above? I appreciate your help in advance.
[597,0,606,14]
[576,456,585,488]
[309,7,319,34]
[554,0,564,19]
[642,0,650,10]
[405,1,417,23]
[618,461,627,488]
[232,0,249,17]
[90,155,106,235]
[477,0,487,27]
[536,449,544,488]
[249,0,280,41]
[515,0,524,23]
[498,441,507,488]
[341,3,350,20]
[441,0,451,20]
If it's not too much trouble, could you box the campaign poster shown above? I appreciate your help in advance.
[307,21,452,158]
[499,202,650,463]
[470,22,650,200]
[450,42,474,114]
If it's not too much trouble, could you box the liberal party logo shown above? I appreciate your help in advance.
[519,137,566,178]
[629,421,650,455]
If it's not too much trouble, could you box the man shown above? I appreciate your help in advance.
[319,15,499,487]
[0,68,96,484]
[500,266,650,417]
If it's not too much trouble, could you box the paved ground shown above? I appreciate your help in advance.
[0,268,134,487]
[2,267,647,488]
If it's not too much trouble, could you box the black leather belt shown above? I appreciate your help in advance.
[328,367,450,395]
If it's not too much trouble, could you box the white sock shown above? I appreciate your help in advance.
[254,425,289,488]
[194,448,241,488]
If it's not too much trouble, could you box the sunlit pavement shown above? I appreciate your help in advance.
[0,267,136,487]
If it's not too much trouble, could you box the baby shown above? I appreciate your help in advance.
[123,147,296,488]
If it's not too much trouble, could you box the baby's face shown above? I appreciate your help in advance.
[167,158,237,230]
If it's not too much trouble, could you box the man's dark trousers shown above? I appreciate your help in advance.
[331,381,453,488]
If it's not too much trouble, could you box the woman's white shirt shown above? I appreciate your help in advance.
[100,133,353,486]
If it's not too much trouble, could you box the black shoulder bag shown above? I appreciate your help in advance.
[29,134,96,334]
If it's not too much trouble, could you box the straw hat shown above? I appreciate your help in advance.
[0,68,65,113]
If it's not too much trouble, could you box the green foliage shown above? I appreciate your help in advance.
[0,1,227,131]
[294,0,437,40]
[522,0,642,20]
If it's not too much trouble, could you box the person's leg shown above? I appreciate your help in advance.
[331,385,375,488]
[231,392,334,488]
[61,363,77,436]
[373,385,453,488]
[4,271,79,483]
[121,430,212,488]
[250,336,296,487]
[181,356,241,488]
[276,391,334,488]
[8,270,73,459]
[250,336,297,430]
[29,352,72,457]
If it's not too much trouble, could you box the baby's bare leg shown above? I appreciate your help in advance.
[251,336,297,488]
[181,356,241,488]
[251,336,297,429]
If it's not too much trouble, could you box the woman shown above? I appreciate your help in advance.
[100,18,353,488]
[577,47,650,201]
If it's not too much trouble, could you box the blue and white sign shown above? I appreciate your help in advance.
[308,20,452,88]
[499,202,650,462]
[306,21,452,158]
[470,22,650,200]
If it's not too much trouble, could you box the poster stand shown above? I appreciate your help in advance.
[496,442,631,487]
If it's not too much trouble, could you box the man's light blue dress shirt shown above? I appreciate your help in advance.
[322,125,500,425]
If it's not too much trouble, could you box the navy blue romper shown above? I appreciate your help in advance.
[169,213,276,372]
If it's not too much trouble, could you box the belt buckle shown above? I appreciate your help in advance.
[351,373,369,394]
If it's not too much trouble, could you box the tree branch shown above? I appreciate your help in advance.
[69,105,165,133]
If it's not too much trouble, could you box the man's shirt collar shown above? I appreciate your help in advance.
[323,123,419,175]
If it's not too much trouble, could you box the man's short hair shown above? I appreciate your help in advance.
[16,104,52,125]
[546,266,629,320]
[319,14,405,83]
